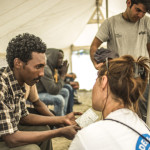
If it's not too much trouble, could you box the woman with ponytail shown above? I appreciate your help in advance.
[69,55,150,150]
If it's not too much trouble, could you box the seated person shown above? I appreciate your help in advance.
[36,48,74,115]
[69,55,150,150]
[65,73,82,104]
[58,50,75,113]
[0,33,81,150]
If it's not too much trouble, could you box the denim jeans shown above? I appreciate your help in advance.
[63,84,74,114]
[58,88,69,115]
[38,88,69,116]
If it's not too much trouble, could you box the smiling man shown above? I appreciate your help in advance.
[0,33,80,150]
[90,0,150,123]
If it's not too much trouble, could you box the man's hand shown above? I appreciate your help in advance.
[62,112,82,126]
[94,62,104,70]
[70,82,79,89]
[60,125,81,140]
[58,60,69,79]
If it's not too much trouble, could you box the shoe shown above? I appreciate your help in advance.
[74,98,82,105]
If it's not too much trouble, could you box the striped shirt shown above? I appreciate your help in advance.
[0,67,29,138]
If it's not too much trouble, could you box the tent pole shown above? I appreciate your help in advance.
[106,0,108,18]
[70,45,73,72]
[96,0,100,28]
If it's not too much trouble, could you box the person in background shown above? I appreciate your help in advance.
[69,55,150,150]
[29,76,68,116]
[36,48,74,115]
[65,73,82,105]
[58,50,75,113]
[90,0,150,122]
[0,33,81,150]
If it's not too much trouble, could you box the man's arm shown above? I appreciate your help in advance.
[90,37,103,69]
[32,99,54,116]
[70,82,79,89]
[20,112,81,126]
[2,125,80,148]
[58,60,69,80]
[147,43,150,57]
[20,113,65,126]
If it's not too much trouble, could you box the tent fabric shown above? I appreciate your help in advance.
[0,0,129,53]
[0,0,95,53]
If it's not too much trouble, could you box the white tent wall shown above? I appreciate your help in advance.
[62,47,72,73]
[102,0,126,18]
[0,0,128,71]
[73,0,127,47]
[0,0,95,53]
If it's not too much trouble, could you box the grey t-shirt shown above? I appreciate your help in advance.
[96,13,150,58]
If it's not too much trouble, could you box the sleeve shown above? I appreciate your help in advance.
[0,81,18,136]
[69,134,87,150]
[20,97,29,118]
[40,65,64,95]
[0,78,29,137]
[147,17,150,43]
[96,18,110,42]
[0,101,18,136]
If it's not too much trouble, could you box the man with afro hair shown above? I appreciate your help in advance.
[0,33,81,150]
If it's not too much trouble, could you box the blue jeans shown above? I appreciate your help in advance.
[63,84,74,114]
[38,88,69,116]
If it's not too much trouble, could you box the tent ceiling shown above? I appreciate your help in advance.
[73,0,127,47]
[0,0,130,53]
[0,0,95,53]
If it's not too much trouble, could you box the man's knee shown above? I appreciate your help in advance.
[54,95,65,106]
[38,125,50,131]
[60,88,70,98]
[64,84,73,91]
[20,144,41,150]
[0,143,41,150]
[18,124,50,132]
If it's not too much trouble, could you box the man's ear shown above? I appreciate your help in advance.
[101,75,108,90]
[127,0,131,7]
[14,58,23,69]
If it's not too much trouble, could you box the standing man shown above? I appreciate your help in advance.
[0,33,80,150]
[90,0,150,122]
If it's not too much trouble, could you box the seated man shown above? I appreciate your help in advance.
[36,48,74,115]
[65,73,82,104]
[57,50,75,113]
[0,33,81,150]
